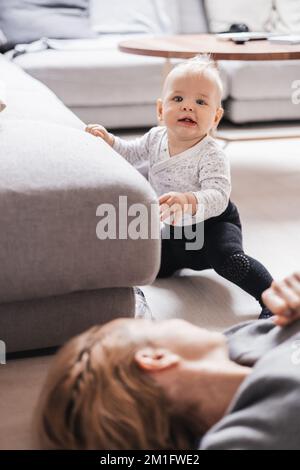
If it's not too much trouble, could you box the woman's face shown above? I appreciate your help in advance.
[148,318,226,360]
[103,318,227,362]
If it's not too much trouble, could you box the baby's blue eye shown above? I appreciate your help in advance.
[173,96,183,102]
[196,99,206,105]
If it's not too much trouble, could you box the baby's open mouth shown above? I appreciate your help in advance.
[178,117,197,126]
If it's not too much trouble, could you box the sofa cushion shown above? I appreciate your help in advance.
[0,288,135,353]
[0,0,95,52]
[226,97,300,123]
[0,54,84,127]
[12,36,230,110]
[273,0,300,33]
[204,0,273,32]
[219,60,300,100]
[90,0,178,34]
[178,0,208,34]
[12,41,166,107]
[0,120,160,303]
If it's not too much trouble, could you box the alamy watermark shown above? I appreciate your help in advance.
[96,196,205,250]
[291,80,300,105]
[0,340,6,365]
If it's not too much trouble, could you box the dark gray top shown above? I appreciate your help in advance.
[200,319,300,450]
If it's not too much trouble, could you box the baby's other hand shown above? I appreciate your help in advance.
[85,124,114,147]
[262,272,300,326]
[159,192,197,226]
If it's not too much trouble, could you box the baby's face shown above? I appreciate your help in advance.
[157,70,223,142]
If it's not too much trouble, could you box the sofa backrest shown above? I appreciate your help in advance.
[89,0,176,34]
[176,0,208,34]
[204,0,274,33]
[89,0,208,35]
[203,0,300,34]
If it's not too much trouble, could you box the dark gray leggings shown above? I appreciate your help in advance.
[157,201,273,307]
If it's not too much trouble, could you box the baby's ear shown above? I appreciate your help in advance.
[156,99,164,125]
[214,107,224,129]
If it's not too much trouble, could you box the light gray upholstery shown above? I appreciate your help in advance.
[219,59,300,124]
[0,0,95,51]
[225,98,300,124]
[0,288,135,353]
[0,53,84,127]
[0,55,161,352]
[0,120,160,303]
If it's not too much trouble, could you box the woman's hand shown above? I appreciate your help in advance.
[262,272,300,326]
[85,124,115,147]
[159,192,197,225]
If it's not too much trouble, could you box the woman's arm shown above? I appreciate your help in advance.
[262,272,300,326]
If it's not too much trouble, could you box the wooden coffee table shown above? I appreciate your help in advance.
[119,34,300,141]
[119,33,300,61]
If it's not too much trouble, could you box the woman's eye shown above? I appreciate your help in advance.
[196,99,206,105]
[173,96,183,102]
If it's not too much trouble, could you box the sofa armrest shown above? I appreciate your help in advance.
[0,120,160,303]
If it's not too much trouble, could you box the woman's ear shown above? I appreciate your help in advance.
[156,99,164,125]
[135,347,180,372]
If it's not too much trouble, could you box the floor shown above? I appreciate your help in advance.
[1,129,300,449]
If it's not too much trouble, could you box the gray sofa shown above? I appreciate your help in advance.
[0,54,160,353]
[3,0,300,128]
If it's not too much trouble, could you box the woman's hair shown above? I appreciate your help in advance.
[35,320,197,450]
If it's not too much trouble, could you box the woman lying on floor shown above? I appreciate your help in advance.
[36,272,300,450]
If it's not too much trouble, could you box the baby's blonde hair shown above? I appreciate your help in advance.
[35,320,197,450]
[163,54,224,106]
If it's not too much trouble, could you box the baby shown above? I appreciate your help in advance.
[86,55,273,319]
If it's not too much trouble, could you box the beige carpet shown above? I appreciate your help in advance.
[1,136,300,449]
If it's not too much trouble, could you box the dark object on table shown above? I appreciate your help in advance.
[229,23,250,33]
[218,23,250,44]
[229,24,250,44]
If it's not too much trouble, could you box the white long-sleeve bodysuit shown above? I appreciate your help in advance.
[113,126,231,223]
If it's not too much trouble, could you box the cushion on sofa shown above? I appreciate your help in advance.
[90,0,178,34]
[0,53,84,127]
[219,60,300,100]
[272,0,300,33]
[226,98,300,123]
[0,120,160,303]
[13,46,167,107]
[204,0,273,32]
[12,40,230,110]
[177,0,208,34]
[0,288,135,353]
[0,0,96,52]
